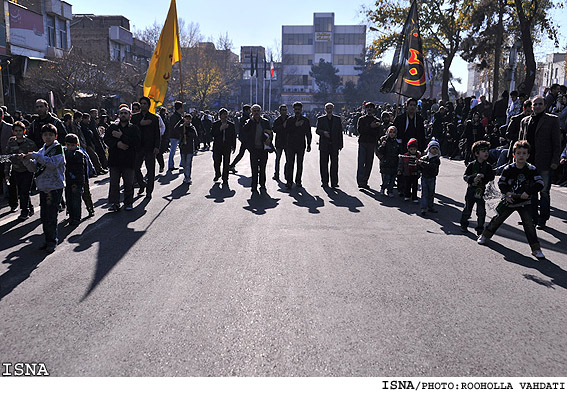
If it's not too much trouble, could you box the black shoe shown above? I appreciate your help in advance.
[138,186,145,195]
[168,167,177,171]
[229,166,237,174]
[321,183,329,188]
[273,175,279,181]
[285,183,292,190]
[28,207,34,216]
[460,225,468,233]
[10,206,17,213]
[39,243,48,250]
[537,221,547,230]
[222,181,228,188]
[145,193,152,200]
[18,212,29,221]
[295,182,302,188]
[476,228,484,236]
[87,210,95,217]
[420,210,427,216]
[260,186,267,193]
[331,184,339,189]
[108,204,121,212]
[69,219,80,226]
[428,208,438,213]
[213,176,220,182]
[251,188,258,194]
[45,244,56,254]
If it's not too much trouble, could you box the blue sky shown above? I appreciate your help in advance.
[71,0,566,93]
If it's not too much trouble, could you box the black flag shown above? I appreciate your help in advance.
[380,0,426,99]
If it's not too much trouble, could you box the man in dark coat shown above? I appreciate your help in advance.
[29,99,67,148]
[211,108,236,186]
[518,95,562,228]
[272,104,289,182]
[168,101,183,170]
[393,97,426,153]
[243,104,272,194]
[131,96,161,200]
[104,105,141,211]
[316,102,343,188]
[284,102,311,189]
[356,102,380,189]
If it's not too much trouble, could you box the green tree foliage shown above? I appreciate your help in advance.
[310,59,342,104]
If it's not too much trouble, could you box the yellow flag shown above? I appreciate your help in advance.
[143,0,181,113]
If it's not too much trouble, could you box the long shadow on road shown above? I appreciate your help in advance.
[288,187,324,214]
[206,183,236,203]
[243,191,280,215]
[323,186,363,213]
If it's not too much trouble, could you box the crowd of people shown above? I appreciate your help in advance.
[1,84,566,258]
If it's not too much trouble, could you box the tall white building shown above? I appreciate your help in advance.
[281,13,366,110]
[541,52,566,91]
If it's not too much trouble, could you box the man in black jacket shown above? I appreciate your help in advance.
[243,104,272,194]
[393,98,426,152]
[30,99,67,148]
[229,104,251,173]
[356,102,380,189]
[104,105,141,211]
[168,101,183,170]
[131,96,161,200]
[316,102,343,188]
[284,101,311,189]
[211,108,236,186]
[272,104,289,181]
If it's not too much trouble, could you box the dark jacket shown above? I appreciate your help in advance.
[518,113,562,171]
[316,114,343,152]
[463,119,486,145]
[131,111,161,152]
[211,120,236,152]
[418,155,441,178]
[104,122,141,169]
[177,122,199,154]
[393,113,426,152]
[499,163,544,207]
[30,113,67,148]
[377,135,399,173]
[5,137,38,173]
[169,111,183,139]
[242,116,272,151]
[356,114,380,144]
[463,160,495,193]
[273,115,289,149]
[64,148,88,185]
[285,115,311,150]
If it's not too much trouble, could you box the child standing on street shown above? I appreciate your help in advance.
[23,124,65,253]
[460,140,495,234]
[64,133,89,225]
[377,125,399,196]
[477,140,546,259]
[5,121,37,220]
[418,138,441,215]
[398,138,421,202]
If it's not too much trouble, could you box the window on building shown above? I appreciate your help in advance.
[47,16,56,47]
[57,18,67,49]
[334,33,365,45]
[315,42,332,53]
[314,17,332,32]
[283,33,313,45]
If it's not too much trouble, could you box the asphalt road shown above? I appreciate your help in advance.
[1,131,566,377]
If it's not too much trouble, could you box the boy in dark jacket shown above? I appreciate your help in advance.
[460,140,495,234]
[478,140,546,259]
[64,133,88,225]
[418,138,441,215]
[377,125,399,196]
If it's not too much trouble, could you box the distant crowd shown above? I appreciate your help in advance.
[1,82,565,259]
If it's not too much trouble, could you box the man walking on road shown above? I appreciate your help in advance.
[229,104,251,174]
[316,102,343,188]
[284,102,311,189]
[272,104,289,182]
[211,108,236,187]
[243,104,272,194]
[356,102,380,189]
[131,96,161,200]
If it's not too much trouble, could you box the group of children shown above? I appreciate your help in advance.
[376,125,547,260]
[6,123,91,253]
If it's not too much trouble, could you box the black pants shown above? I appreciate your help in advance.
[109,167,135,206]
[135,150,156,195]
[9,171,34,214]
[230,141,247,168]
[250,148,268,190]
[40,188,63,246]
[65,183,83,221]
[460,187,486,231]
[483,204,540,251]
[213,149,231,182]
[285,147,305,185]
[403,175,419,200]
[320,148,339,186]
[82,179,94,214]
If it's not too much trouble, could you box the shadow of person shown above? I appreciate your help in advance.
[288,187,324,214]
[0,233,48,301]
[324,187,364,213]
[359,187,418,217]
[163,182,190,201]
[156,169,181,186]
[485,241,567,290]
[236,174,252,188]
[206,183,236,203]
[68,205,148,301]
[243,191,280,215]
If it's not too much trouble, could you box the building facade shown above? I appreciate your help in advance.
[0,0,73,111]
[541,52,567,91]
[281,13,366,110]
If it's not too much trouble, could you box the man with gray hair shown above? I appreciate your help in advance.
[242,104,272,194]
[316,102,343,188]
[518,95,561,228]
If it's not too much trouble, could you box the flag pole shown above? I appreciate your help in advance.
[179,58,184,102]
[269,76,272,112]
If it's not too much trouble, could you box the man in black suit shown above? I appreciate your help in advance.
[284,101,311,189]
[316,102,343,188]
[211,108,236,187]
[393,97,426,152]
[131,96,161,200]
[272,104,289,181]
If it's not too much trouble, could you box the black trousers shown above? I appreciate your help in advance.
[285,147,305,185]
[320,148,339,186]
[109,167,135,205]
[65,183,83,221]
[135,150,156,195]
[213,149,231,182]
[403,175,419,200]
[230,141,247,167]
[483,204,540,251]
[250,148,268,190]
[9,171,34,213]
